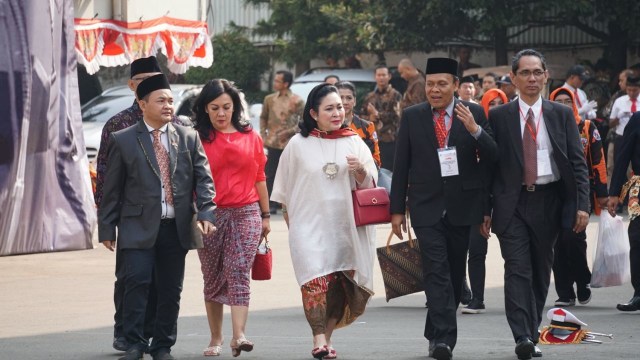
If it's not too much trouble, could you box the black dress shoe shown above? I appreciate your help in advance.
[118,348,143,360]
[461,298,486,314]
[432,343,452,360]
[515,337,534,360]
[428,340,435,358]
[616,296,640,311]
[532,344,543,357]
[113,337,130,352]
[152,348,176,360]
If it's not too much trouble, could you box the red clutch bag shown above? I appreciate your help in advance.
[251,235,272,281]
[352,181,391,226]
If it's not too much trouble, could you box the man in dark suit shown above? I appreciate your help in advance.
[391,57,498,360]
[487,49,590,360]
[99,74,216,360]
[608,105,640,312]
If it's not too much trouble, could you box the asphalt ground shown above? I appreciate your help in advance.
[1,214,638,360]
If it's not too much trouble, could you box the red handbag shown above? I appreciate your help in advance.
[352,181,391,226]
[251,235,272,281]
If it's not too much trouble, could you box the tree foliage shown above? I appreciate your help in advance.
[244,0,349,68]
[184,28,270,101]
[245,0,639,71]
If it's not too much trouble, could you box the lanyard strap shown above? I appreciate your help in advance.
[518,106,543,143]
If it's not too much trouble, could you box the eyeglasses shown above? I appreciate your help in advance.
[516,70,545,78]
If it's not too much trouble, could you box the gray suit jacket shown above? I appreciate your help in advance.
[98,121,216,250]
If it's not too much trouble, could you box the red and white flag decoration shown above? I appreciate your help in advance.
[74,16,213,74]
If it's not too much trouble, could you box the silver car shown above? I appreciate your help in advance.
[81,84,202,162]
[289,68,376,108]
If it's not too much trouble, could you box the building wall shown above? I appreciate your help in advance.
[207,0,272,43]
[74,0,205,22]
[74,0,112,19]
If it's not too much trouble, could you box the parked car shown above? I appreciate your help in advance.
[81,84,202,162]
[289,68,376,112]
[248,103,263,133]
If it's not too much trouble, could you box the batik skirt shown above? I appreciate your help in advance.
[301,270,372,335]
[197,202,261,306]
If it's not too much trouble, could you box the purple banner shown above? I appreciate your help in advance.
[0,0,95,255]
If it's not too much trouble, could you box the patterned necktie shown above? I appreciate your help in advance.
[632,98,637,113]
[434,109,447,148]
[523,108,538,186]
[152,129,174,206]
[574,90,582,107]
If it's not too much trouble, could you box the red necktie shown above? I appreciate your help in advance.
[523,108,538,186]
[434,109,447,148]
[152,129,174,206]
[632,98,637,113]
[574,90,582,107]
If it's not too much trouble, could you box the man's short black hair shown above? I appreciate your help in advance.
[483,72,498,81]
[374,64,389,73]
[335,80,356,95]
[511,49,547,73]
[276,70,293,87]
[324,74,340,82]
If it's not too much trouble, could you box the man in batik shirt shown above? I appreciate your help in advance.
[397,58,427,110]
[360,65,402,171]
[260,70,305,214]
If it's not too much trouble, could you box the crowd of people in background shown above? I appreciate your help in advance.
[92,48,640,360]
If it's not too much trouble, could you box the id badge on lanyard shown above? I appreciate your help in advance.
[438,147,459,177]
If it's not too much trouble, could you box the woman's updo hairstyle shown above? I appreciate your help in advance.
[299,83,346,137]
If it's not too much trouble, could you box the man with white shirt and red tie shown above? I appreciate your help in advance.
[487,49,590,360]
[391,57,498,360]
[609,76,640,178]
[562,65,597,120]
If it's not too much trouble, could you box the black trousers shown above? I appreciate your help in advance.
[629,217,640,297]
[497,184,561,343]
[552,229,591,299]
[114,244,156,340]
[121,221,188,354]
[379,141,396,171]
[467,227,488,302]
[265,147,283,208]
[415,215,470,350]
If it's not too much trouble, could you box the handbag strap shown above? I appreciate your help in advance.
[385,210,415,255]
[257,234,270,250]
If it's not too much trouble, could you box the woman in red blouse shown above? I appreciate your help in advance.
[192,79,270,357]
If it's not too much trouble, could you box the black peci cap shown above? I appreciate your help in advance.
[136,74,171,99]
[130,56,162,78]
[626,76,640,87]
[425,58,458,76]
[460,75,477,84]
